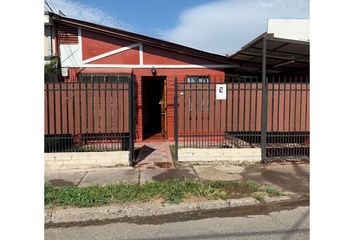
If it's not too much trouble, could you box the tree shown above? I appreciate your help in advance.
[44,59,60,82]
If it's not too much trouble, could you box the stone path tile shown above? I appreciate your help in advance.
[79,169,139,187]
[193,165,245,181]
[139,167,197,183]
[45,171,87,187]
[134,142,174,170]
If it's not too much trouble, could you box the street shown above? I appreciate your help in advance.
[45,206,309,240]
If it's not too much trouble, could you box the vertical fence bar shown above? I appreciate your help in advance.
[116,78,124,150]
[128,74,135,165]
[59,82,63,151]
[79,82,82,151]
[104,76,107,151]
[288,76,292,159]
[189,81,192,148]
[85,81,88,150]
[294,76,298,158]
[249,77,253,146]
[183,79,186,148]
[231,80,235,135]
[53,83,57,149]
[299,76,303,157]
[46,83,50,151]
[261,37,268,161]
[174,77,179,161]
[255,77,259,146]
[202,79,204,148]
[72,82,76,151]
[277,76,281,158]
[207,79,211,147]
[195,78,198,147]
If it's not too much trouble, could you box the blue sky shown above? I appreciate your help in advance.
[46,0,309,55]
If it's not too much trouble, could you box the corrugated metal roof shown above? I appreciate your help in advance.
[230,33,309,74]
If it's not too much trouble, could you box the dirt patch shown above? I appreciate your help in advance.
[242,163,309,194]
[47,179,76,187]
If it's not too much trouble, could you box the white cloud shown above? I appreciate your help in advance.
[46,0,130,30]
[160,0,309,55]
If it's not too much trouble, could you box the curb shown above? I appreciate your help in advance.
[45,195,296,226]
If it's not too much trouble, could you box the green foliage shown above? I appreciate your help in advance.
[45,179,284,208]
[265,186,283,197]
[45,180,228,207]
[44,59,59,82]
[252,192,266,204]
[246,180,261,191]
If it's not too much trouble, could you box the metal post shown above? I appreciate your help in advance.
[174,77,179,161]
[261,37,268,162]
[128,74,135,165]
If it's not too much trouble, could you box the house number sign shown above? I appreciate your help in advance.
[216,84,227,100]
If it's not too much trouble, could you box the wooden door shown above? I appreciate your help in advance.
[160,80,167,138]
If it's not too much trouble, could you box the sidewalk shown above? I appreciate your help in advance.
[45,162,309,226]
[45,162,309,195]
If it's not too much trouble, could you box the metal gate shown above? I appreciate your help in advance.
[44,74,135,164]
[174,75,309,162]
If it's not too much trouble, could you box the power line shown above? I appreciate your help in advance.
[48,0,57,13]
[44,0,54,12]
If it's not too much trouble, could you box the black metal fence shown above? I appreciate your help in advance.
[174,75,309,162]
[44,74,135,164]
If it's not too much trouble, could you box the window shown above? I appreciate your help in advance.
[78,74,130,83]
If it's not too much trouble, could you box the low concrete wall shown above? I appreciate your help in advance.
[45,151,129,170]
[178,148,261,162]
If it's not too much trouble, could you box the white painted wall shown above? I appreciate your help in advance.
[45,151,130,170]
[267,19,309,42]
[178,148,261,162]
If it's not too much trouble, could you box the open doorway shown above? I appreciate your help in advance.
[142,76,167,140]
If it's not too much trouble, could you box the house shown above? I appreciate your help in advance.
[46,12,237,143]
[44,12,309,168]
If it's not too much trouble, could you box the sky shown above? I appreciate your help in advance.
[45,0,309,55]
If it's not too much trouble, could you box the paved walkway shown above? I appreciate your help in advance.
[242,163,309,194]
[133,142,174,170]
[45,163,309,194]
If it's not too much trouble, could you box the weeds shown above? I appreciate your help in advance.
[246,180,261,191]
[265,186,283,197]
[252,192,266,204]
[45,180,227,207]
[45,179,284,208]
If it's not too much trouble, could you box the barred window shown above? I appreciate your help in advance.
[78,74,130,83]
[186,75,210,84]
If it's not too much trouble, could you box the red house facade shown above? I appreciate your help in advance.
[51,14,237,142]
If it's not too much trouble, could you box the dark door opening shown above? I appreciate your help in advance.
[142,76,166,140]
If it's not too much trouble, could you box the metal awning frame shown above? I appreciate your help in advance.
[231,33,309,74]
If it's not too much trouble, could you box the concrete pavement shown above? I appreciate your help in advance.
[45,163,309,195]
[45,206,309,240]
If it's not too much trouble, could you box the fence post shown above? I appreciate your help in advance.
[174,77,179,161]
[128,74,135,165]
[261,36,268,162]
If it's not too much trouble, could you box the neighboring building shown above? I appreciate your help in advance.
[44,12,58,63]
[46,12,237,142]
[267,19,309,42]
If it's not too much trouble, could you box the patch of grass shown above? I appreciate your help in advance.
[45,180,228,207]
[246,180,261,191]
[45,179,285,208]
[252,192,266,204]
[265,186,283,197]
